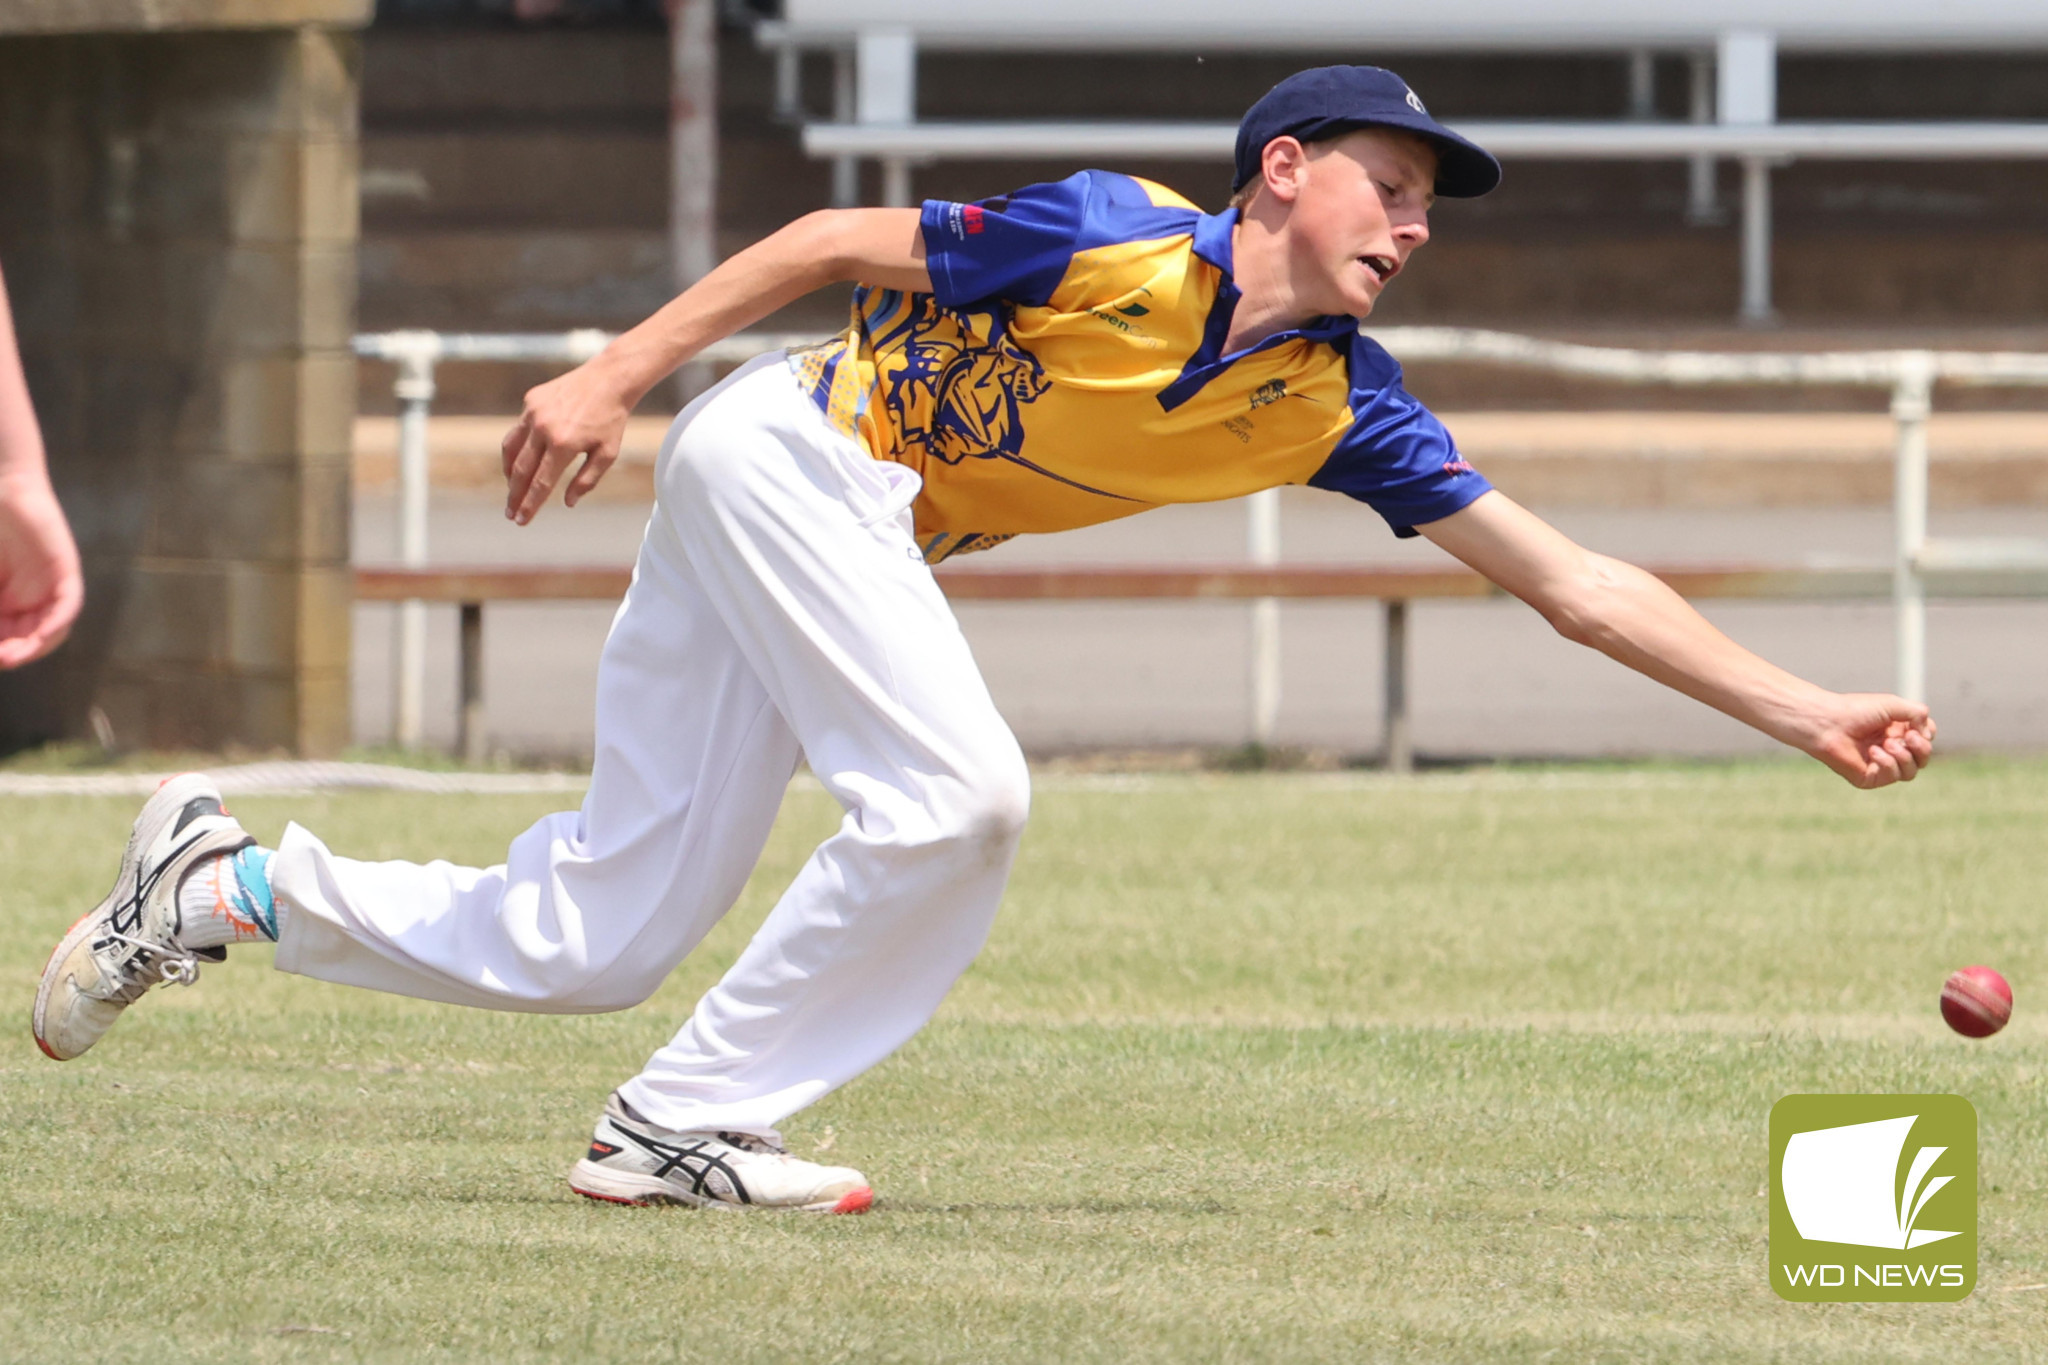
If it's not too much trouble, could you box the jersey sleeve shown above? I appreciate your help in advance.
[920,172,1097,309]
[1306,336,1492,538]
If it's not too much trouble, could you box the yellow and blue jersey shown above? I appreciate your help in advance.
[788,169,1489,563]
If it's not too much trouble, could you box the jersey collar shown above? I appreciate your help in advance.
[1158,209,1360,411]
[1192,207,1238,274]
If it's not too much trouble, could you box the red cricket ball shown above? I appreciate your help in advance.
[1940,965,2013,1038]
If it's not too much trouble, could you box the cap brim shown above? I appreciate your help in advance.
[1326,113,1502,198]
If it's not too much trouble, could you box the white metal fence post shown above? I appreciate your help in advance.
[391,337,439,750]
[1892,351,1936,704]
[1383,599,1412,774]
[830,47,857,206]
[1738,156,1775,324]
[670,0,718,294]
[771,39,801,122]
[1247,488,1281,747]
[1686,51,1719,222]
[670,0,718,401]
[858,28,916,208]
[1627,49,1655,120]
[1725,29,1785,323]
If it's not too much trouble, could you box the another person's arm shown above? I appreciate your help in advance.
[1419,490,1934,789]
[501,208,929,524]
[0,262,83,669]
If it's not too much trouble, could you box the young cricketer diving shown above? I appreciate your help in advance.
[34,67,1935,1212]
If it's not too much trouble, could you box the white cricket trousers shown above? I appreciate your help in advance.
[270,354,1030,1137]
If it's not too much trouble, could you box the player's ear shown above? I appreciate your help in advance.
[1260,136,1310,204]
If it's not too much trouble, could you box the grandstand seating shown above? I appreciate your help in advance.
[758,0,2048,321]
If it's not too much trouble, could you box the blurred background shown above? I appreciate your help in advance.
[3,0,2045,765]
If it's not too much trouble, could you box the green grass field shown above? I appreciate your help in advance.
[4,760,2047,1362]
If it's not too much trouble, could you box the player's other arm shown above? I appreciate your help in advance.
[1418,490,1935,789]
[0,260,83,669]
[502,208,930,524]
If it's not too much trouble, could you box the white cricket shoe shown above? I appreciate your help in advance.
[568,1091,874,1214]
[32,773,254,1061]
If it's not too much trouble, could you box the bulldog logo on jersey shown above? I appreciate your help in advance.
[883,301,1053,466]
[927,340,1051,467]
[876,300,1135,502]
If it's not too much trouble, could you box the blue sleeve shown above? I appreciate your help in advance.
[1306,336,1492,538]
[920,171,1199,310]
[921,172,1094,309]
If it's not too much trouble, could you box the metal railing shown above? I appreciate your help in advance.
[1367,327,2048,703]
[354,327,2048,757]
[351,559,1915,770]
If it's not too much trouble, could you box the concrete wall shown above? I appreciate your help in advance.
[0,24,361,754]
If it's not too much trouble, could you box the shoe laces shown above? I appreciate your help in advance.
[98,928,203,998]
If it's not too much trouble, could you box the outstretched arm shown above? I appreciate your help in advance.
[0,261,83,669]
[1419,491,1934,788]
[501,208,930,524]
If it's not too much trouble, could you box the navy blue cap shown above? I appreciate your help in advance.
[1233,66,1501,199]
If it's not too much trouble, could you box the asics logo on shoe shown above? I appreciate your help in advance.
[106,827,212,941]
[588,1141,621,1158]
[612,1127,759,1205]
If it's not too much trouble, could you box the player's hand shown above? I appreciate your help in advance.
[0,472,83,669]
[1794,692,1936,789]
[501,359,635,525]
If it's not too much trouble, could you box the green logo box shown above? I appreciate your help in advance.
[1769,1094,1976,1302]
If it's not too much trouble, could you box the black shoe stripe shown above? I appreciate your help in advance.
[171,797,224,839]
[611,1127,755,1205]
[112,827,216,939]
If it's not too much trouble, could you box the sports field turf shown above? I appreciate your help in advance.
[3,759,2047,1362]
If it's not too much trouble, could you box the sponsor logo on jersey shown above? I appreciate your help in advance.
[1090,289,1156,336]
[941,202,989,240]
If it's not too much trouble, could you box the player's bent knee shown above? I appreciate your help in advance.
[985,759,1032,843]
[942,747,1031,862]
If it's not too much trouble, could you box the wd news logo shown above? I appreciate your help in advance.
[1769,1095,1976,1301]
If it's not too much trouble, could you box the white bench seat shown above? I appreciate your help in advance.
[758,1,2048,321]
